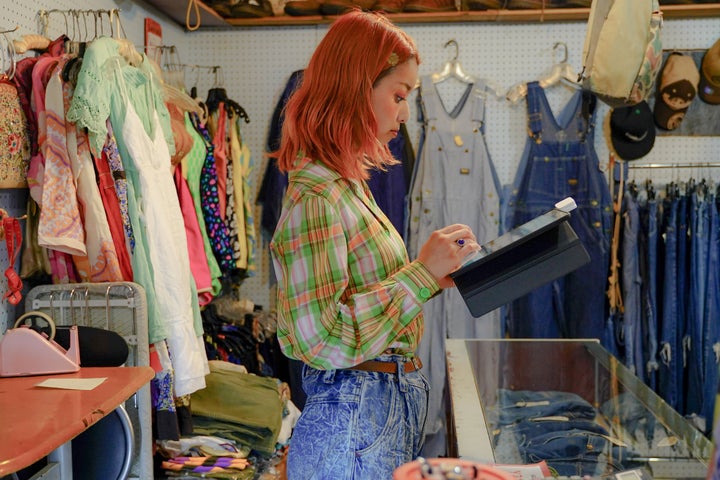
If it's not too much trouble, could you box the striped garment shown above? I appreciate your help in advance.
[270,159,439,370]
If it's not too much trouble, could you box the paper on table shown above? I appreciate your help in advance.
[493,461,552,479]
[35,377,107,391]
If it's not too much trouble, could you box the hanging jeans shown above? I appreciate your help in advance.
[621,190,643,380]
[638,191,659,390]
[504,82,612,342]
[701,194,720,431]
[658,195,684,413]
[686,189,709,419]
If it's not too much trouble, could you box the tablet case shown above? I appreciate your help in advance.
[450,208,590,318]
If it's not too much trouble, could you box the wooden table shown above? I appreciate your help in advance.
[0,366,154,477]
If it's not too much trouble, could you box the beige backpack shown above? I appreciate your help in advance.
[579,0,664,107]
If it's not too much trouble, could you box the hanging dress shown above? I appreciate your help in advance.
[408,75,502,456]
[503,81,612,344]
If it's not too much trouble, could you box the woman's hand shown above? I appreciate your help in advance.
[417,224,481,289]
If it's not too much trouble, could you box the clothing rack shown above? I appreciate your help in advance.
[165,62,222,71]
[627,162,720,169]
[38,8,126,38]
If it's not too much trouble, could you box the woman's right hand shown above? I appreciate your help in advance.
[417,224,480,289]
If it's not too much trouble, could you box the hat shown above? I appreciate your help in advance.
[610,101,656,161]
[699,38,720,104]
[653,52,700,130]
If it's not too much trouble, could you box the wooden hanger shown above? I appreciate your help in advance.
[12,34,51,54]
[108,9,142,67]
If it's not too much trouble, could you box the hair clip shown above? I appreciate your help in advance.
[387,52,399,67]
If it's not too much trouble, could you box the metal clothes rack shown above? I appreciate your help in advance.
[24,282,153,480]
[627,162,720,169]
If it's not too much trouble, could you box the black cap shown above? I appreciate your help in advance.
[610,101,656,161]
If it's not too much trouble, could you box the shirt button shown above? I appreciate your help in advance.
[419,287,431,300]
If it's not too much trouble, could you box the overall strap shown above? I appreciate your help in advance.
[419,75,440,123]
[525,81,544,142]
[470,79,487,133]
[577,90,597,142]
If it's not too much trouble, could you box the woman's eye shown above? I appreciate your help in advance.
[395,95,406,103]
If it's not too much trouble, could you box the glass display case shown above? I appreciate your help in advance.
[445,339,713,479]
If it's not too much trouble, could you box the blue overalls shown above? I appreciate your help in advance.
[503,81,612,343]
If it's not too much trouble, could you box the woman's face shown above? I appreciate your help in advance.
[371,58,418,145]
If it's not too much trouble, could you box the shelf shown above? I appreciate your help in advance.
[142,0,230,28]
[145,1,720,29]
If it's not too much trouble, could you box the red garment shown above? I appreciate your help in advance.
[93,148,133,281]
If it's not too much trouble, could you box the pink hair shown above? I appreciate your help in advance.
[273,10,420,180]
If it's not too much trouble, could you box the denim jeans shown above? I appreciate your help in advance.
[622,191,643,380]
[686,191,709,417]
[658,196,682,413]
[638,192,659,390]
[494,389,597,425]
[520,427,607,475]
[701,196,720,430]
[286,355,429,480]
[600,392,656,448]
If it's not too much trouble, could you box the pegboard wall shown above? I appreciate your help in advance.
[1,1,720,314]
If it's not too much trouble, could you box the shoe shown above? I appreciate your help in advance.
[506,0,575,7]
[404,0,456,13]
[465,0,505,10]
[228,0,274,17]
[285,0,322,15]
[374,0,406,13]
[206,0,242,16]
[320,0,375,14]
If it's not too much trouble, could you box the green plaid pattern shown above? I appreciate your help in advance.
[270,161,439,370]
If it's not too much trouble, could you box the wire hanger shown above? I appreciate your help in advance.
[431,39,475,85]
[1,29,17,80]
[506,42,579,104]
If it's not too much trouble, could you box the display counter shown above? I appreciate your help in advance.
[445,339,712,479]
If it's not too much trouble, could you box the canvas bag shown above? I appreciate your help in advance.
[580,0,663,107]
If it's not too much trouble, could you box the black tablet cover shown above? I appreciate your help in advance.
[450,208,590,318]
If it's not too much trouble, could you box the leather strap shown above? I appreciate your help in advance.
[349,357,422,374]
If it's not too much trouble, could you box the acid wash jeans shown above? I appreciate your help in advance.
[286,355,429,480]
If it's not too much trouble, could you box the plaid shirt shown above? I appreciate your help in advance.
[270,160,439,370]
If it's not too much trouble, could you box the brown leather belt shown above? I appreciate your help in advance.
[349,357,422,374]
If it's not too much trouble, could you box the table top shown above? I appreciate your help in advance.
[0,366,154,475]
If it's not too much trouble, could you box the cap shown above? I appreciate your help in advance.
[610,101,656,161]
[699,38,720,104]
[653,52,700,130]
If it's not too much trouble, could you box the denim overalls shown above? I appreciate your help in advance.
[503,81,612,342]
[408,75,502,455]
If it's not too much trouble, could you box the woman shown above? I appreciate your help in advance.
[270,10,480,478]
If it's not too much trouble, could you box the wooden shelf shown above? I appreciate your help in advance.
[145,1,720,29]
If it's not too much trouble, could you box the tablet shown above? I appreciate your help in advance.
[450,207,590,318]
[455,208,570,271]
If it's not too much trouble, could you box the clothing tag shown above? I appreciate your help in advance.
[454,135,463,147]
[515,400,550,407]
[459,168,470,175]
